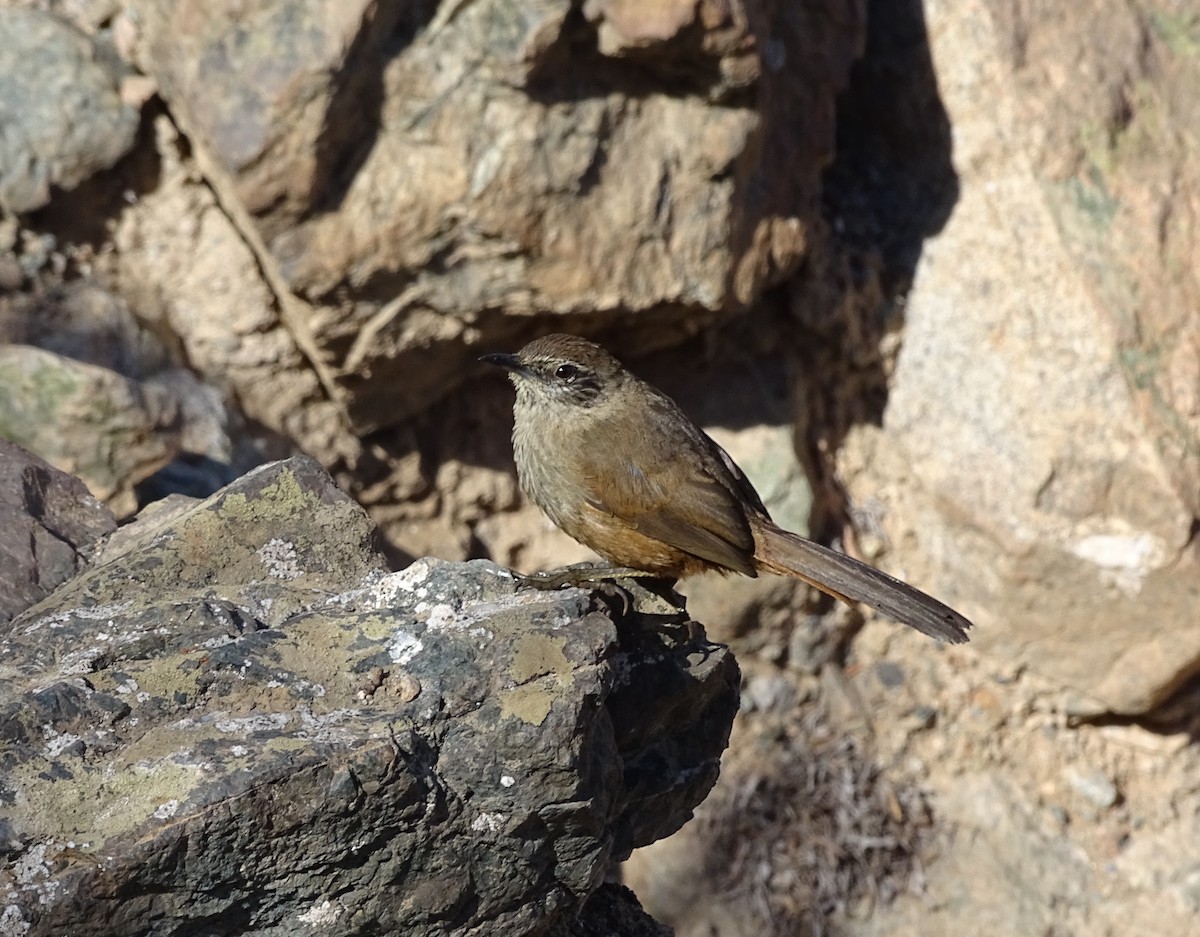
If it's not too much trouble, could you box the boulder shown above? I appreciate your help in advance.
[0,456,738,935]
[0,440,116,625]
[0,344,184,515]
[0,8,138,213]
[838,0,1200,715]
[0,282,277,516]
[121,0,863,430]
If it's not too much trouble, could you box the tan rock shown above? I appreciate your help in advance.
[841,0,1200,715]
[125,0,862,431]
[984,0,1200,513]
[111,115,350,462]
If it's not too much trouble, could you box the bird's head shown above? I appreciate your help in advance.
[480,334,627,410]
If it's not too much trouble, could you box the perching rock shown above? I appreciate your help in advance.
[0,456,738,935]
[0,440,116,625]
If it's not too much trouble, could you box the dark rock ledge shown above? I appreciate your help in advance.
[0,455,738,936]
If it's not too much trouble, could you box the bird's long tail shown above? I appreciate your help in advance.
[753,520,972,643]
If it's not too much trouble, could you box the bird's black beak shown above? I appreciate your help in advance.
[480,352,525,374]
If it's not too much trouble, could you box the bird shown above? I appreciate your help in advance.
[481,333,972,643]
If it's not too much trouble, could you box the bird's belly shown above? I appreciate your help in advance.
[514,425,715,577]
[555,501,710,578]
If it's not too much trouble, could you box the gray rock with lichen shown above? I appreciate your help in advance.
[0,456,738,935]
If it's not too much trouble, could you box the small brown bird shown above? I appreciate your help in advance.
[482,334,972,643]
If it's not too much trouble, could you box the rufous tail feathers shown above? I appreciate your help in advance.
[753,521,972,643]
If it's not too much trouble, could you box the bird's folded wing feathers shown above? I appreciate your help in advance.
[580,441,758,576]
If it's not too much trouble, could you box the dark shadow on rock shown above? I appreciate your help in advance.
[524,6,737,106]
[1084,670,1200,745]
[23,99,166,253]
[792,0,959,541]
[629,309,793,435]
[822,0,958,293]
[309,1,441,217]
[552,882,672,937]
[134,453,240,505]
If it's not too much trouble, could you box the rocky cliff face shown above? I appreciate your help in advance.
[2,0,1199,934]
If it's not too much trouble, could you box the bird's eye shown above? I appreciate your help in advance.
[554,363,580,382]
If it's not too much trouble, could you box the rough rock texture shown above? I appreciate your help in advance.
[0,7,138,212]
[836,0,1200,715]
[109,115,345,462]
[0,439,117,625]
[0,456,739,936]
[0,279,290,517]
[120,0,862,431]
[0,343,185,510]
[3,0,1200,934]
[985,0,1200,519]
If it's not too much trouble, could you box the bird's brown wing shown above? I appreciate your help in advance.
[578,393,759,576]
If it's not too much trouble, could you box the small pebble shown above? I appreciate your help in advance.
[1064,766,1120,809]
[393,672,422,703]
[875,660,905,689]
[907,705,938,731]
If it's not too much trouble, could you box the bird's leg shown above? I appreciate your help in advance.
[518,561,667,590]
[518,563,692,627]
[519,563,689,623]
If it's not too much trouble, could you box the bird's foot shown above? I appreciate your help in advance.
[518,562,666,591]
[518,563,687,620]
